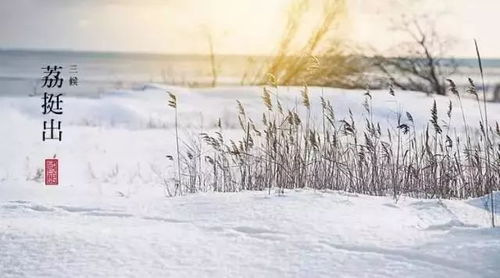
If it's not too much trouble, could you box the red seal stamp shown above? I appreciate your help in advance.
[45,159,58,185]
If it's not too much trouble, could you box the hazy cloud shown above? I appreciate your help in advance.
[0,0,499,57]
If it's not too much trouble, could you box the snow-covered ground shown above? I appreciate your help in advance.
[1,85,499,277]
[1,190,499,277]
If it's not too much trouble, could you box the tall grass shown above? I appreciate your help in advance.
[249,0,365,88]
[173,82,499,203]
[168,92,182,196]
[475,39,495,227]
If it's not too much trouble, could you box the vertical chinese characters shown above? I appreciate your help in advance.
[40,65,78,186]
[40,65,78,141]
[41,65,64,141]
[69,64,79,87]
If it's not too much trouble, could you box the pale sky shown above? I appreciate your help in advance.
[0,0,499,58]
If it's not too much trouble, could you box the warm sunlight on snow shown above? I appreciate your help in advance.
[1,1,500,277]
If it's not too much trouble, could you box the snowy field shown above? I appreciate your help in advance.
[1,190,499,277]
[1,85,500,277]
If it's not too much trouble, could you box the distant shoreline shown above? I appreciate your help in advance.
[1,48,500,67]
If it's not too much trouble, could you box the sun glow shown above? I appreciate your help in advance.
[1,0,500,57]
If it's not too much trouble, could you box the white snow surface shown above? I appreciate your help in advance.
[1,190,499,278]
[1,85,499,277]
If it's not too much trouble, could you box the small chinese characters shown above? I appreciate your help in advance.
[45,158,59,185]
